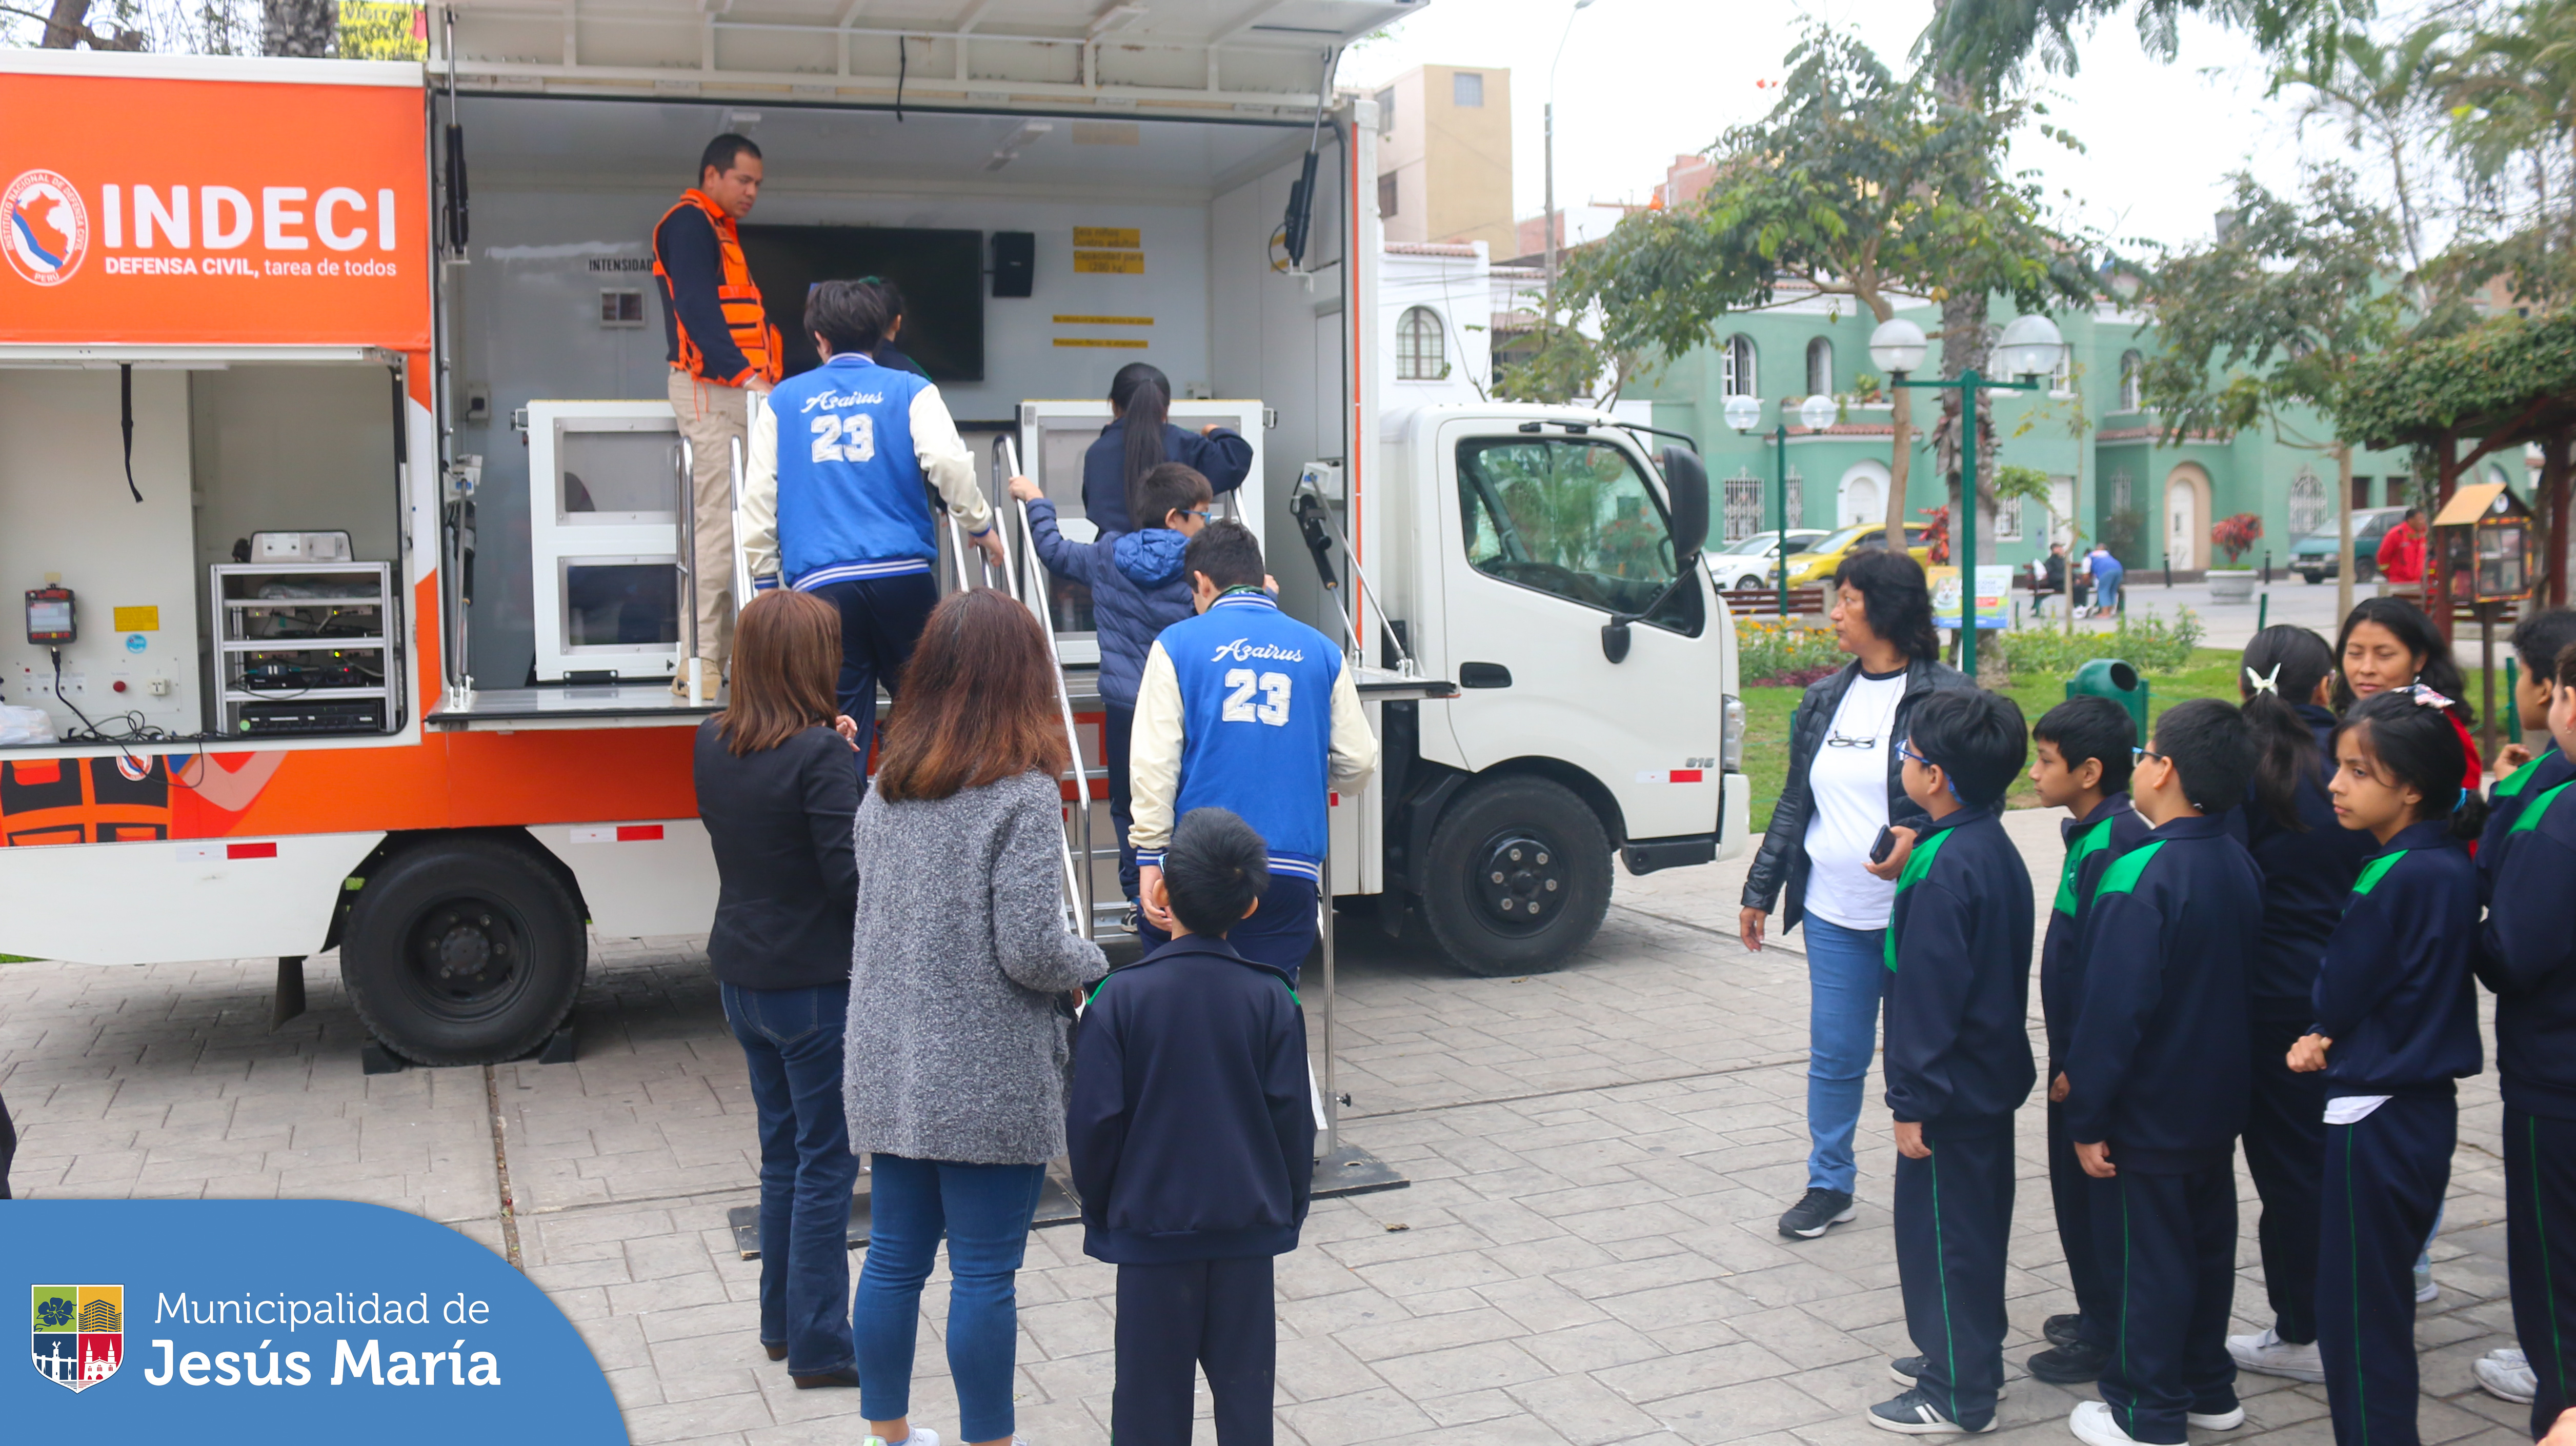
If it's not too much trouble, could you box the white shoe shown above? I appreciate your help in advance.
[2189,1405,2247,1431]
[2414,1266,2439,1303]
[2478,1349,2538,1404]
[2069,1400,2144,1446]
[2227,1326,2325,1383]
[874,1431,941,1446]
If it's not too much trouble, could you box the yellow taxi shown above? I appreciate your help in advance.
[1778,522,1937,587]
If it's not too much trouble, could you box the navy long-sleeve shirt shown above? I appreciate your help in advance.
[2478,774,2576,1118]
[2040,792,2149,1073]
[1080,421,1254,533]
[2230,704,2378,1021]
[2064,812,2263,1170]
[1065,934,1316,1264]
[653,204,754,383]
[2481,745,2573,907]
[1884,811,2036,1124]
[2311,820,2483,1099]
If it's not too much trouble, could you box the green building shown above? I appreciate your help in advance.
[1632,287,2430,577]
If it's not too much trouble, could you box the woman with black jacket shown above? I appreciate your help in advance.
[692,589,865,1389]
[1737,548,1974,1241]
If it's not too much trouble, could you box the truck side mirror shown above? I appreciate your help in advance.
[1659,446,1709,563]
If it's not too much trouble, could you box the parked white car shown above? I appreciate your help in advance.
[1712,529,1829,590]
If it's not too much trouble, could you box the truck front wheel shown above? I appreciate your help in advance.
[1420,775,1613,977]
[339,837,587,1065]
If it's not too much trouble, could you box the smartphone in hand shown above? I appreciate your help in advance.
[1869,825,1898,865]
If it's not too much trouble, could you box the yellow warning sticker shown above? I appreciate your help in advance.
[1073,250,1146,275]
[113,606,159,632]
[1053,338,1150,349]
[1073,227,1142,249]
[1052,315,1153,327]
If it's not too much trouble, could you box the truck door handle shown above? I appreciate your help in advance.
[1459,662,1512,689]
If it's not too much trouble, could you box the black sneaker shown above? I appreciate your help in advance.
[2027,1338,2110,1384]
[1866,1387,1996,1435]
[2043,1313,2084,1349]
[1778,1187,1858,1239]
[1888,1356,2010,1398]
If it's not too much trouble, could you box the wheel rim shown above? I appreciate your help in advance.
[398,892,534,1022]
[1470,828,1569,936]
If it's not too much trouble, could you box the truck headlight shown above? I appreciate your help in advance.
[1721,693,1745,772]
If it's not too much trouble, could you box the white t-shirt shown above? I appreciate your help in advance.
[1801,669,1908,930]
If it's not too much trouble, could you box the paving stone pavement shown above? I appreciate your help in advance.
[0,817,2534,1446]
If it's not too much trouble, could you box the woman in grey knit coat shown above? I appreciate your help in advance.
[844,589,1106,1446]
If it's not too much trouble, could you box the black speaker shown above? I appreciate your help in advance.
[990,231,1035,298]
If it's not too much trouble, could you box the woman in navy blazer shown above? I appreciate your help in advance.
[1081,362,1252,532]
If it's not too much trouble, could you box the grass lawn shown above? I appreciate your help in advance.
[1740,646,2531,833]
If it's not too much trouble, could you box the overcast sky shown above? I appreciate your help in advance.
[1341,0,2340,257]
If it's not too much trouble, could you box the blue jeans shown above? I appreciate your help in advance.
[807,572,940,778]
[1137,874,1320,982]
[855,1154,1046,1440]
[721,981,862,1376]
[1802,914,1888,1195]
[2095,573,2122,613]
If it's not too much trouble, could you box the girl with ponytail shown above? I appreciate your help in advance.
[2290,686,2486,1446]
[2225,626,2381,1385]
[1079,362,1255,534]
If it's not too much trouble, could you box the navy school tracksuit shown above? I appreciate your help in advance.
[2064,813,2265,1445]
[1884,810,2036,1429]
[2479,757,2576,1440]
[2039,792,2150,1356]
[2230,705,2381,1349]
[1066,934,1316,1446]
[2309,821,2483,1446]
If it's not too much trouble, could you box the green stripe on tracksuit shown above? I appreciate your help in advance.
[1891,1115,2014,1428]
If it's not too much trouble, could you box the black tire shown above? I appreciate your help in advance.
[339,836,587,1065]
[2301,570,2323,585]
[1419,775,1613,977]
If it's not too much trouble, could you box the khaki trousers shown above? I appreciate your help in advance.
[667,369,759,672]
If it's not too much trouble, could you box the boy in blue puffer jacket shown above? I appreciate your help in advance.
[1010,461,1213,909]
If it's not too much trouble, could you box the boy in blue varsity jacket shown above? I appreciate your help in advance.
[2062,698,2264,1446]
[1068,808,1316,1446]
[2478,642,2576,1439]
[739,278,1002,771]
[1130,520,1378,978]
[1870,690,2034,1436]
[2026,696,2144,1387]
[2295,688,2485,1446]
[1010,461,1213,910]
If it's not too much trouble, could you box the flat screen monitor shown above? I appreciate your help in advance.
[737,225,985,383]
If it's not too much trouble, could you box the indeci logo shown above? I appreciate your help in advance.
[31,1284,124,1392]
[3,170,89,287]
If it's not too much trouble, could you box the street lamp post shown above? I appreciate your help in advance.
[1727,392,1842,617]
[1868,313,2067,681]
[1544,0,1597,298]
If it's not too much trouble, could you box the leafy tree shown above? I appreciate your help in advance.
[2137,167,2402,615]
[2438,0,2576,309]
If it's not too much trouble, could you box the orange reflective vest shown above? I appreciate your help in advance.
[652,189,783,387]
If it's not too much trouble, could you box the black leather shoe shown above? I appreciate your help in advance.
[2028,1339,2111,1384]
[791,1366,859,1389]
[2043,1314,2083,1349]
[762,1342,787,1362]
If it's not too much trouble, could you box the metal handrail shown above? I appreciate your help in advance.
[678,436,703,705]
[994,435,1097,940]
[729,426,756,610]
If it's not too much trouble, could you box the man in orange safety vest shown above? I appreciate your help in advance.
[653,133,783,696]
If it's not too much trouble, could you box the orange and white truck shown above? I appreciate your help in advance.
[0,2,1746,1067]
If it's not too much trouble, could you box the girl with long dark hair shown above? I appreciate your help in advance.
[2293,688,2487,1446]
[2225,626,2379,1386]
[1078,362,1254,533]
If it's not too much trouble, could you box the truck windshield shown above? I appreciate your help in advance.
[1457,436,1681,615]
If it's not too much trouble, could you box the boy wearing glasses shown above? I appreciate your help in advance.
[1011,461,1215,914]
[1869,691,2035,1434]
[2061,699,2265,1446]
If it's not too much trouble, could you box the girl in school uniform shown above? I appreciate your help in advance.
[1080,362,1254,533]
[2291,686,2488,1446]
[2227,627,2379,1385]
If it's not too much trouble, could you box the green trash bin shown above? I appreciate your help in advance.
[2065,658,2149,742]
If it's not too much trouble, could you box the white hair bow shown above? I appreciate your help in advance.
[2244,664,2281,696]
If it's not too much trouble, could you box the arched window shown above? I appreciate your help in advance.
[1805,336,1833,397]
[1722,334,1758,398]
[2288,467,2327,537]
[1397,306,1445,380]
[2119,350,2144,411]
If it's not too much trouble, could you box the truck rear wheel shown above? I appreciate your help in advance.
[339,837,587,1066]
[1420,775,1612,977]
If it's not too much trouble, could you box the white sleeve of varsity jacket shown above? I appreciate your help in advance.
[911,386,994,536]
[740,393,781,587]
[1128,641,1186,861]
[1327,664,1380,793]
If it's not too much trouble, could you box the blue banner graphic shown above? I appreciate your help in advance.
[3,1200,625,1441]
